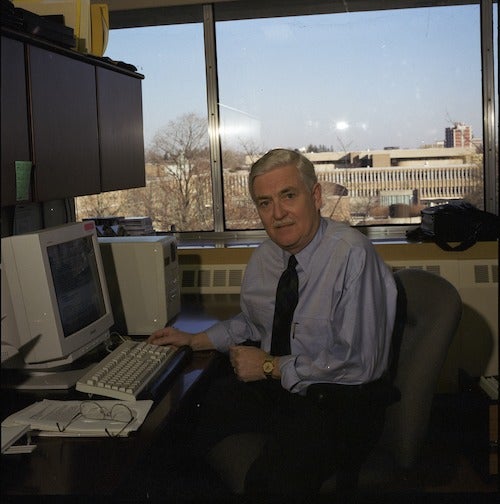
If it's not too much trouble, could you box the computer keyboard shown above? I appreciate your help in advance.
[75,340,189,401]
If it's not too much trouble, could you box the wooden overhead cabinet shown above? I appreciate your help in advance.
[1,36,31,206]
[0,30,145,207]
[28,44,101,201]
[96,67,145,192]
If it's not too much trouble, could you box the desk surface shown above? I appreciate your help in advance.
[1,350,219,496]
[1,298,239,496]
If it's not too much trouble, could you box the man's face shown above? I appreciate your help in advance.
[252,164,322,255]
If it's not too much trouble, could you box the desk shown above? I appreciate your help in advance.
[1,297,239,497]
[1,350,220,496]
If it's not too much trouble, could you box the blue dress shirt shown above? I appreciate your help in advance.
[206,218,398,394]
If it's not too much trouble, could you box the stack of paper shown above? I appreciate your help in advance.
[122,217,155,236]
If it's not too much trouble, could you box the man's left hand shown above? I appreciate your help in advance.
[229,345,269,382]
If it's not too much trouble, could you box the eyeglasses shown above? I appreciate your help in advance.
[57,402,135,437]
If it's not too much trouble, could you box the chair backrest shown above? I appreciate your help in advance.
[382,268,462,469]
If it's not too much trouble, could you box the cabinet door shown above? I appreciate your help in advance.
[1,37,31,206]
[28,45,101,201]
[96,67,145,192]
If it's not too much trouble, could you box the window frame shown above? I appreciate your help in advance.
[110,0,497,243]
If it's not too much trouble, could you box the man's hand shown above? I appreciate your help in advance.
[230,345,278,382]
[147,327,214,351]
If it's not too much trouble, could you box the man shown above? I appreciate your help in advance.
[148,148,398,495]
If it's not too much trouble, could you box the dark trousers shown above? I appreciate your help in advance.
[192,365,389,495]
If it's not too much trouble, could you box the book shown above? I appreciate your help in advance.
[2,399,153,437]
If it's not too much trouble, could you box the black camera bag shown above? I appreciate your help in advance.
[407,201,498,251]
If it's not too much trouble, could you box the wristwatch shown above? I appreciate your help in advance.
[262,357,275,379]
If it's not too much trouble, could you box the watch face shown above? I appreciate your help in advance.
[263,360,274,374]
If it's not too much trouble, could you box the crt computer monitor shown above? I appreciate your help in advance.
[1,221,114,389]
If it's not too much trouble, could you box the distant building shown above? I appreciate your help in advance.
[445,123,472,148]
[305,146,476,169]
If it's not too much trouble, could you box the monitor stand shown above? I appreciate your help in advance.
[1,363,96,390]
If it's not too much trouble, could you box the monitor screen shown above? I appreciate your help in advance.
[48,235,106,338]
[1,222,114,380]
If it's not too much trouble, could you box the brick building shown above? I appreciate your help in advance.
[445,123,473,148]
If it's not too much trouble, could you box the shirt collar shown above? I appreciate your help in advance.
[281,217,326,270]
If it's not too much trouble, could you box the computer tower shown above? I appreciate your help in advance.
[98,236,180,336]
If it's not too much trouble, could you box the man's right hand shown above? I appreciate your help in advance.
[147,326,193,347]
[147,327,214,351]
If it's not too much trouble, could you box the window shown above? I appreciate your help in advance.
[76,22,215,232]
[75,1,498,238]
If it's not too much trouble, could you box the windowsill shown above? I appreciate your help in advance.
[163,226,496,261]
[171,224,415,249]
[177,238,410,250]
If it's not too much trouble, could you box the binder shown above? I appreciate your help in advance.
[90,3,108,57]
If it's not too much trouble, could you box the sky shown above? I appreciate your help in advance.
[105,4,497,152]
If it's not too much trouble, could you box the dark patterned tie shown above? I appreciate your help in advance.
[271,255,298,356]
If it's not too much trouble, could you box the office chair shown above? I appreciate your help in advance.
[206,268,463,494]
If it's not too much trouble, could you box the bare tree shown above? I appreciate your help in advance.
[75,193,124,220]
[220,142,260,229]
[462,151,485,209]
[221,147,246,172]
[237,138,264,162]
[147,113,212,230]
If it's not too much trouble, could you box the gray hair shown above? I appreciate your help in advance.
[248,149,318,201]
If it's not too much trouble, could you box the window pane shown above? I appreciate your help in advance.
[217,5,484,229]
[75,24,214,232]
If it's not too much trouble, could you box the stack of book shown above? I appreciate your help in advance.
[1,2,76,49]
[122,217,155,236]
[15,7,76,48]
[13,0,90,52]
[1,0,23,30]
[82,216,155,236]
